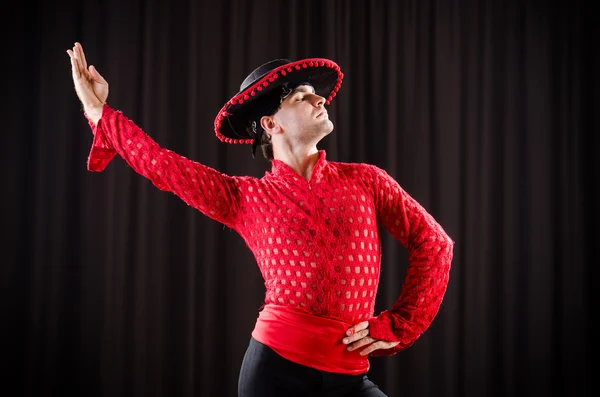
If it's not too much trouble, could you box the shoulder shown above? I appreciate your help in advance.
[329,161,391,183]
[327,160,383,176]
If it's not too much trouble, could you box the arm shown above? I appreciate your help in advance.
[67,42,241,227]
[366,165,454,356]
[85,104,242,227]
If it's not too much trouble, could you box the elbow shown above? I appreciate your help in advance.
[441,233,455,271]
[439,227,455,251]
[445,234,455,251]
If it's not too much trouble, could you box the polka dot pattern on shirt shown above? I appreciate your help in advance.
[86,106,454,343]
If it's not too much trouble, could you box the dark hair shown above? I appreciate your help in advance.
[244,88,282,161]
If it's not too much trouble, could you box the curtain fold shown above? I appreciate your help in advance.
[2,0,592,396]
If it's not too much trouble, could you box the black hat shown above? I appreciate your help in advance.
[213,58,343,156]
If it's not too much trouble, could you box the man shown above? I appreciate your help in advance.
[67,42,454,397]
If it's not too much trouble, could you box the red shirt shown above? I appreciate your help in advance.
[85,104,454,372]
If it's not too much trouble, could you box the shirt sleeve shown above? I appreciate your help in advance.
[84,103,242,228]
[365,164,454,356]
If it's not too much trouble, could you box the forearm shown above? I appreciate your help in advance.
[85,104,242,226]
[368,232,453,354]
[365,163,455,355]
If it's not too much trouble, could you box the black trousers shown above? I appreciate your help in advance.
[238,337,387,397]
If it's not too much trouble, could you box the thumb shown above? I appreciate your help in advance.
[89,65,107,84]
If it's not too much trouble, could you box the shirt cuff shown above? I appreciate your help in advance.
[85,104,116,172]
[367,314,418,356]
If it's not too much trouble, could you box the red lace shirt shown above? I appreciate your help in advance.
[85,104,454,357]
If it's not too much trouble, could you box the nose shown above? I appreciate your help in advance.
[312,94,325,107]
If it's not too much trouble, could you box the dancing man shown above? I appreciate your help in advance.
[67,42,454,397]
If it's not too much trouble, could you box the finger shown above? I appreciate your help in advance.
[75,42,88,70]
[73,46,92,81]
[359,340,387,356]
[347,336,376,351]
[346,321,369,337]
[359,341,399,356]
[342,328,370,344]
[71,45,83,76]
[73,44,87,79]
[67,49,81,78]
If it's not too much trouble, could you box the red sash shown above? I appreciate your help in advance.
[251,304,370,375]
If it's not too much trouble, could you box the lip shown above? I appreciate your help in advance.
[316,111,327,118]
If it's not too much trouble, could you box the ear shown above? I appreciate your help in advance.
[260,115,280,135]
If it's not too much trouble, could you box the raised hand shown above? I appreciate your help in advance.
[66,42,108,122]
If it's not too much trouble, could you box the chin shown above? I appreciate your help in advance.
[310,121,334,140]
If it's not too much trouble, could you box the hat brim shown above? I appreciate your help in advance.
[214,58,343,144]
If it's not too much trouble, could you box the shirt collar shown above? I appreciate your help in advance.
[268,149,328,183]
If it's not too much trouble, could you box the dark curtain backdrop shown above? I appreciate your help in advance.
[2,0,595,396]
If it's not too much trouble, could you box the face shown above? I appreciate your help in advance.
[261,84,334,146]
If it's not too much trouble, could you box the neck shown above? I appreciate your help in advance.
[273,146,320,181]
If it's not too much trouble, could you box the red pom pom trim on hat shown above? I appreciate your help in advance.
[214,58,343,145]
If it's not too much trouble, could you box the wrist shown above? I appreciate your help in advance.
[83,103,105,125]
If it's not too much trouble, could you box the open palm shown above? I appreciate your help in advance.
[66,42,108,110]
